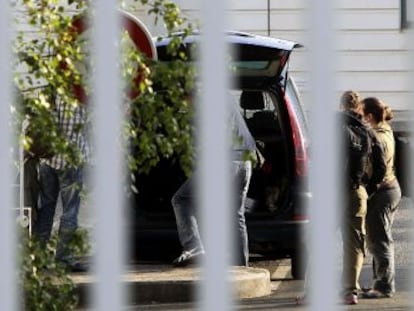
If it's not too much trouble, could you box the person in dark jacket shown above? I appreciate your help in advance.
[360,97,401,298]
[296,91,387,306]
[339,90,386,305]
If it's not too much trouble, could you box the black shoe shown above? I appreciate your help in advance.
[361,287,372,293]
[67,261,89,273]
[361,289,393,299]
[173,248,205,267]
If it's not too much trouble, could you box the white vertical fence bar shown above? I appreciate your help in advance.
[308,1,340,310]
[0,0,16,310]
[91,2,125,310]
[407,2,414,309]
[199,0,232,311]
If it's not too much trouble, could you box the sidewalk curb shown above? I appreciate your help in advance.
[72,265,271,307]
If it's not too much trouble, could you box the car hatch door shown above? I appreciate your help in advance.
[228,32,302,88]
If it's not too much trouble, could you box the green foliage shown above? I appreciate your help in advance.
[13,0,196,177]
[123,52,195,176]
[121,0,196,177]
[13,0,196,307]
[19,229,90,311]
[13,0,89,166]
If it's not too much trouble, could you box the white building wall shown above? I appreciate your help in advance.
[14,1,411,110]
[335,1,409,111]
[129,0,410,110]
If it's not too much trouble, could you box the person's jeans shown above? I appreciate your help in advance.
[34,163,83,263]
[366,181,401,294]
[171,160,252,266]
[234,160,252,266]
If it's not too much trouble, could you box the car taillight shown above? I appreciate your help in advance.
[293,214,308,221]
[285,96,308,177]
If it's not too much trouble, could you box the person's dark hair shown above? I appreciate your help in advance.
[384,105,394,121]
[340,90,361,111]
[361,97,393,123]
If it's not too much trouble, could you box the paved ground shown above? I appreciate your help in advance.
[73,198,413,310]
[73,264,273,308]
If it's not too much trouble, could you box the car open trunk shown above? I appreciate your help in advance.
[131,32,309,274]
[134,89,294,216]
[235,89,293,218]
[132,87,295,258]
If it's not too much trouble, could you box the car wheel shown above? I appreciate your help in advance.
[291,251,306,280]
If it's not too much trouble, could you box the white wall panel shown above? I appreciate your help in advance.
[269,30,305,41]
[337,10,400,30]
[338,31,409,51]
[269,0,306,10]
[293,71,410,93]
[337,0,399,9]
[269,10,306,30]
[299,89,410,111]
[227,11,268,31]
[290,70,412,94]
[291,50,410,74]
[180,0,307,11]
[280,49,413,74]
[127,2,409,111]
[228,0,267,10]
[337,51,410,71]
[222,29,407,53]
[15,0,410,112]
[337,71,410,92]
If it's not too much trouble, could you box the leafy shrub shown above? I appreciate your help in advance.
[19,229,89,311]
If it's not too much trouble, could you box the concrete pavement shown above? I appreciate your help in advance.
[72,264,273,308]
[72,198,412,309]
[71,256,412,310]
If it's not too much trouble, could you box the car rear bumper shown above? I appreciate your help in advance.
[247,219,309,257]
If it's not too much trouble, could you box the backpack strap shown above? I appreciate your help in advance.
[366,129,387,194]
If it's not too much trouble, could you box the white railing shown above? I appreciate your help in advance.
[307,2,339,310]
[1,1,413,310]
[198,0,231,310]
[0,0,17,310]
[90,2,125,310]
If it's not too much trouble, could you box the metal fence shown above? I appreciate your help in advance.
[0,1,17,310]
[1,1,412,310]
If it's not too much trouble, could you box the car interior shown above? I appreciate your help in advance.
[132,88,298,262]
[236,90,291,216]
[133,90,292,219]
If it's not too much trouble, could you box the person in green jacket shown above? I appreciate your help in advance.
[361,97,401,298]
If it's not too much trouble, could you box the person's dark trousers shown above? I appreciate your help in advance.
[24,157,40,211]
[18,157,40,226]
[34,163,83,264]
[366,181,401,295]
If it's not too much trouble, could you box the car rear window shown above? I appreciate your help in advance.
[230,90,283,144]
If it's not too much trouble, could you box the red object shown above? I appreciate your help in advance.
[67,10,157,102]
[285,94,308,177]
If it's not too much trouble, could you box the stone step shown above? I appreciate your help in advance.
[72,265,271,308]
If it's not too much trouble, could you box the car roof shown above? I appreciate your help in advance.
[154,31,302,88]
[155,30,302,52]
